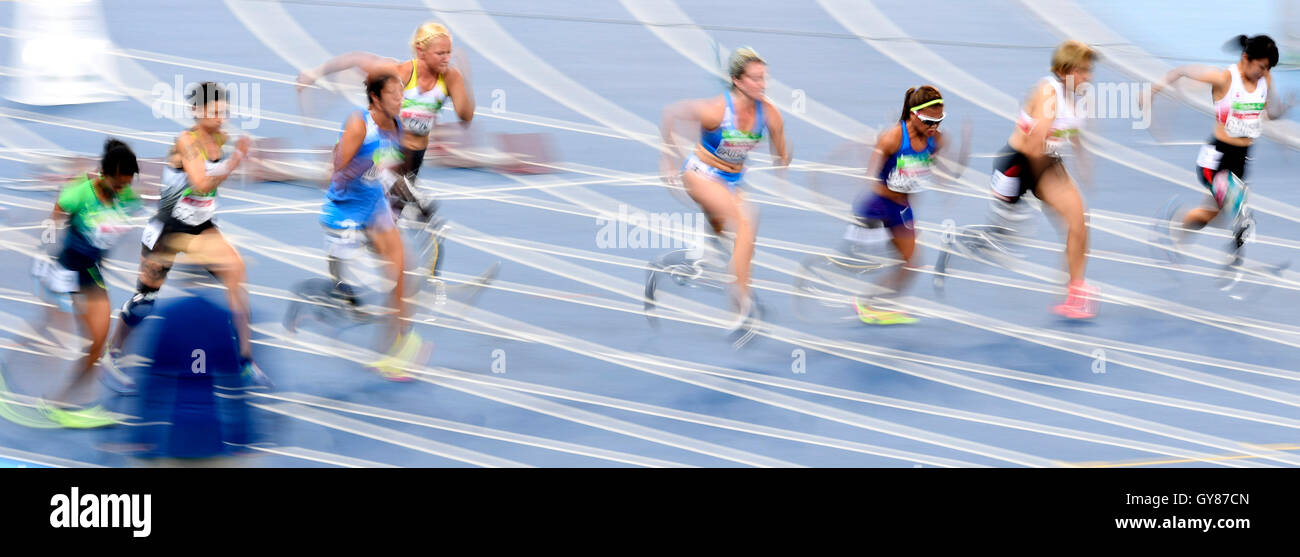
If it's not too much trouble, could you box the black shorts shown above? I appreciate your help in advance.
[56,248,106,294]
[142,220,217,275]
[1195,137,1249,189]
[989,144,1062,203]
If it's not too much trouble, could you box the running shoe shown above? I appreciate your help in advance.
[723,295,755,334]
[99,349,137,396]
[854,296,918,325]
[367,332,433,382]
[1052,280,1099,319]
[41,402,117,429]
[241,359,274,389]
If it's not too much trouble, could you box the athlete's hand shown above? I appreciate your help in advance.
[659,153,682,188]
[452,49,472,81]
[296,69,319,94]
[235,135,252,158]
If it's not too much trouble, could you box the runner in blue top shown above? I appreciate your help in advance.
[321,72,430,380]
[41,139,141,428]
[659,47,790,329]
[853,85,968,325]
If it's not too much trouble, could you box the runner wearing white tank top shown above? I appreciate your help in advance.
[1149,35,1294,237]
[991,41,1098,319]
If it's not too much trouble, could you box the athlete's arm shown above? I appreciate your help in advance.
[1264,70,1295,119]
[864,125,903,186]
[299,52,403,91]
[1023,82,1058,160]
[764,101,791,167]
[179,134,249,195]
[932,120,972,184]
[330,113,368,184]
[444,66,476,125]
[1152,65,1230,99]
[660,98,719,161]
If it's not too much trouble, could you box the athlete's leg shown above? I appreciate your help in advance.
[683,169,749,301]
[55,286,110,405]
[189,228,254,362]
[109,241,174,354]
[1034,164,1088,283]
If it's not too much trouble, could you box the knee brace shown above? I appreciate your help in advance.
[119,281,160,327]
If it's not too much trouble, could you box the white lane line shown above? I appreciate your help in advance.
[231,443,401,467]
[252,391,694,468]
[0,446,104,468]
[439,216,1292,466]
[251,401,532,467]
[253,324,804,467]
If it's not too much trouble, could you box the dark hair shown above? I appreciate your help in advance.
[366,73,397,107]
[101,138,139,177]
[900,85,942,122]
[186,81,227,109]
[1226,34,1279,68]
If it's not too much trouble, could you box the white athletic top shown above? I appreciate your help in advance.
[1017,75,1082,157]
[1217,64,1267,139]
[398,61,448,137]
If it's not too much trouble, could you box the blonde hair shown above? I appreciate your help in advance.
[411,21,452,53]
[728,47,765,85]
[1050,40,1096,75]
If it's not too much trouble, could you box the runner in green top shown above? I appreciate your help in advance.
[40,139,141,428]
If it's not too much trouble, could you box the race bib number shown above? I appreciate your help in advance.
[1224,114,1262,139]
[1044,136,1068,158]
[400,111,434,136]
[886,165,933,194]
[714,137,758,163]
[1196,143,1224,170]
[173,195,216,226]
[141,219,164,250]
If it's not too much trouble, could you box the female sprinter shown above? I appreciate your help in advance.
[321,73,430,380]
[659,47,790,328]
[105,82,270,389]
[1151,35,1292,247]
[990,40,1097,319]
[42,139,141,427]
[853,85,968,324]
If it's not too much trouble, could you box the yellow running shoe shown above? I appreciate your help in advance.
[366,332,431,382]
[42,403,117,429]
[854,297,918,325]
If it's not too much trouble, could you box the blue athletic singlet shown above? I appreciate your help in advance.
[321,110,403,230]
[878,123,936,194]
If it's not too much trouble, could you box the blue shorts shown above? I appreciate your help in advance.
[320,190,394,232]
[683,154,743,190]
[854,194,914,231]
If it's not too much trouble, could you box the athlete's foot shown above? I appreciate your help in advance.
[724,295,755,334]
[1052,280,1099,319]
[367,331,432,382]
[41,401,117,429]
[98,349,137,396]
[240,359,274,389]
[854,296,918,325]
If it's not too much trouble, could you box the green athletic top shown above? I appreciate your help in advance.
[58,174,141,259]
